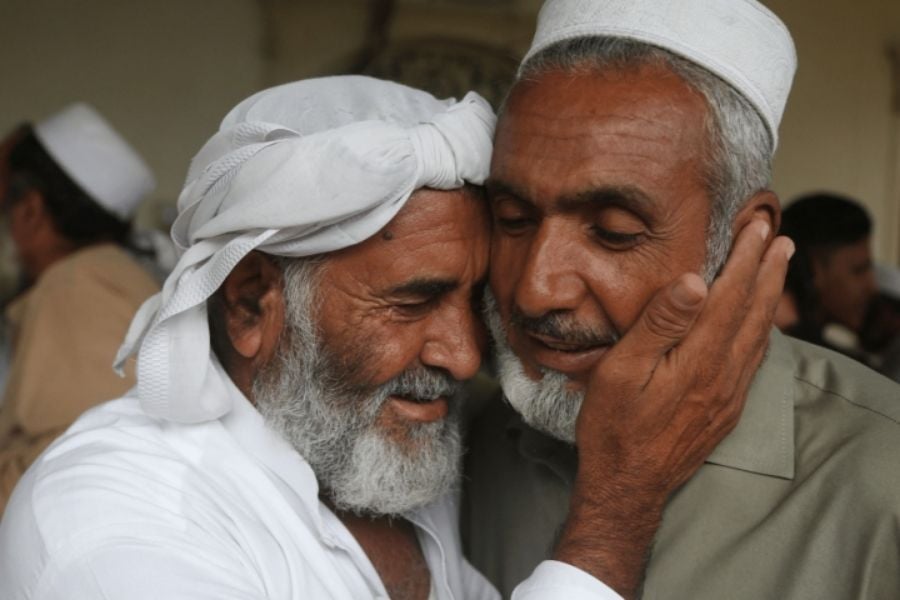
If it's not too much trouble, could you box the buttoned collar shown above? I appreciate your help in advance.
[506,328,796,482]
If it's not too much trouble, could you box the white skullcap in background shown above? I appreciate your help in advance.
[521,0,797,149]
[115,75,495,423]
[34,103,156,220]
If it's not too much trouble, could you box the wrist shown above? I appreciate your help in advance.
[552,472,666,598]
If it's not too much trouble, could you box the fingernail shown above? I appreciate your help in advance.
[758,221,770,241]
[785,239,795,260]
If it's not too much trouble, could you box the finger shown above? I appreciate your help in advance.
[696,219,771,342]
[590,273,707,396]
[730,235,795,361]
[685,236,795,434]
[653,225,781,421]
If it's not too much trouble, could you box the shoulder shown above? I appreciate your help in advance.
[9,397,197,516]
[0,397,275,599]
[35,244,158,301]
[785,336,900,504]
[786,335,900,425]
[2,397,234,559]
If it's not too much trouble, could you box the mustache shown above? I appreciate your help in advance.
[510,308,620,347]
[382,367,462,401]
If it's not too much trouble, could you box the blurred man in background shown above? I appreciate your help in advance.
[777,193,878,355]
[0,104,159,511]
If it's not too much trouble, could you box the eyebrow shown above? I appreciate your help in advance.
[559,186,659,221]
[386,278,458,298]
[486,178,658,223]
[485,179,532,207]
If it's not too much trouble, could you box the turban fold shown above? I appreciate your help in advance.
[115,76,496,423]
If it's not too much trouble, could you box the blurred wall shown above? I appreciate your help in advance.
[0,0,265,226]
[767,0,900,263]
[263,0,900,262]
[1,0,898,263]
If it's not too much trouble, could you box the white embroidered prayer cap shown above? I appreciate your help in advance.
[521,0,797,149]
[34,103,155,220]
[115,76,495,423]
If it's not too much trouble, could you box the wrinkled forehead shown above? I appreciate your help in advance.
[492,66,711,205]
[324,186,491,282]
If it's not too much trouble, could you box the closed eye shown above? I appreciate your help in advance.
[394,296,440,314]
[386,278,457,318]
[591,226,643,250]
[496,216,535,233]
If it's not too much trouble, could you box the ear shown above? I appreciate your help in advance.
[11,189,49,234]
[220,251,286,367]
[730,190,780,247]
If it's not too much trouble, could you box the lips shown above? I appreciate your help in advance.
[529,332,605,353]
[515,331,611,379]
[387,394,449,423]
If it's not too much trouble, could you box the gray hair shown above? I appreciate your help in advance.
[516,37,774,281]
[273,255,327,339]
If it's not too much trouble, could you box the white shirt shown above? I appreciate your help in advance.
[0,371,620,600]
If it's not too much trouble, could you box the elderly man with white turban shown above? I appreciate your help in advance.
[463,0,900,599]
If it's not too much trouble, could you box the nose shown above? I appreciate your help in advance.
[514,221,587,318]
[420,299,484,381]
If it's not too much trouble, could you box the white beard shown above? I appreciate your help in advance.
[482,289,584,444]
[253,262,463,517]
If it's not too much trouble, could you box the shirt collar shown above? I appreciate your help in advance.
[704,328,795,479]
[506,328,796,481]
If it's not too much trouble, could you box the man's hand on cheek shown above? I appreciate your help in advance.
[553,219,795,599]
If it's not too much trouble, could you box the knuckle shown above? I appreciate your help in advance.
[645,303,689,339]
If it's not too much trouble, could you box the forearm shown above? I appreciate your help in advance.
[553,472,665,599]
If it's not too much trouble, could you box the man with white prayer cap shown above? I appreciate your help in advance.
[0,73,793,599]
[0,104,159,511]
[463,0,900,598]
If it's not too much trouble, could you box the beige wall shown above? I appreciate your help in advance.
[2,0,898,264]
[0,0,265,226]
[264,0,900,262]
[765,0,900,263]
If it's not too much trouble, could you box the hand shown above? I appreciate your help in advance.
[554,220,794,599]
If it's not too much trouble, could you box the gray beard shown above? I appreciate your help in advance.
[252,267,463,517]
[483,289,584,444]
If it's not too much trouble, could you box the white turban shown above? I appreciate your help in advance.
[115,76,496,423]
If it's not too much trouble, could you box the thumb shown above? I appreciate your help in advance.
[593,273,707,391]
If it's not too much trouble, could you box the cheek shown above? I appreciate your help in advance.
[335,318,427,385]
[489,238,522,309]
[584,248,707,334]
[584,259,667,330]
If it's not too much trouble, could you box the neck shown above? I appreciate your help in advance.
[323,496,432,600]
[25,240,79,281]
